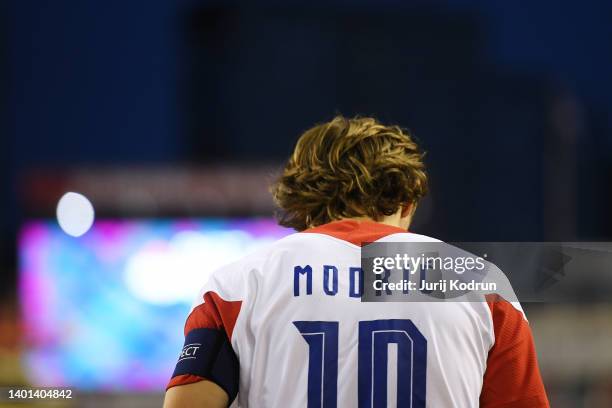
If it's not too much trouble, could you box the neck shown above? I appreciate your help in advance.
[342,212,408,230]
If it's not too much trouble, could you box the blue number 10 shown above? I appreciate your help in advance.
[294,319,427,408]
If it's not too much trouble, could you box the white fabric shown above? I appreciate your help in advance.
[193,231,520,407]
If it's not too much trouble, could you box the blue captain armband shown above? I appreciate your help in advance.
[171,328,239,402]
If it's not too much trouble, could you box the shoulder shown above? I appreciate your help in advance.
[480,295,549,407]
[193,232,318,302]
[376,231,443,243]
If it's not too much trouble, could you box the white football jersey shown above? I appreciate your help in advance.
[168,220,549,408]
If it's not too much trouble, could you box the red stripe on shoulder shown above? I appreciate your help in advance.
[303,219,406,246]
[166,374,208,390]
[185,291,242,340]
[481,294,549,408]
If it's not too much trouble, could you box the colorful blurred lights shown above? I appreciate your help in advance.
[19,218,291,390]
[123,230,273,305]
[56,192,95,237]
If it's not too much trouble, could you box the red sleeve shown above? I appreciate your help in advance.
[167,292,242,394]
[183,291,242,339]
[480,295,549,408]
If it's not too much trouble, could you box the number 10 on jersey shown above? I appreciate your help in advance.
[293,319,427,408]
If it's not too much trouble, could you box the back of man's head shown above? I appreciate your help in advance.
[272,116,428,231]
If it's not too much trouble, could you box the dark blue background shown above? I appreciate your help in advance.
[2,0,612,283]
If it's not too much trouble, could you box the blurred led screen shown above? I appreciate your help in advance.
[18,218,291,390]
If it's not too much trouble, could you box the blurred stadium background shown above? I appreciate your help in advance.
[1,1,612,407]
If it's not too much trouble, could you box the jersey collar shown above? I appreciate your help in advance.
[302,219,407,246]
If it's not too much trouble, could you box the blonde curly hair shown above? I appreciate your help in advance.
[271,116,428,231]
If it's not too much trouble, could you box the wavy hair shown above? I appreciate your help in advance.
[271,116,428,231]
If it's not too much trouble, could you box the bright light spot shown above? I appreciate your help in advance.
[124,230,276,305]
[56,192,95,237]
